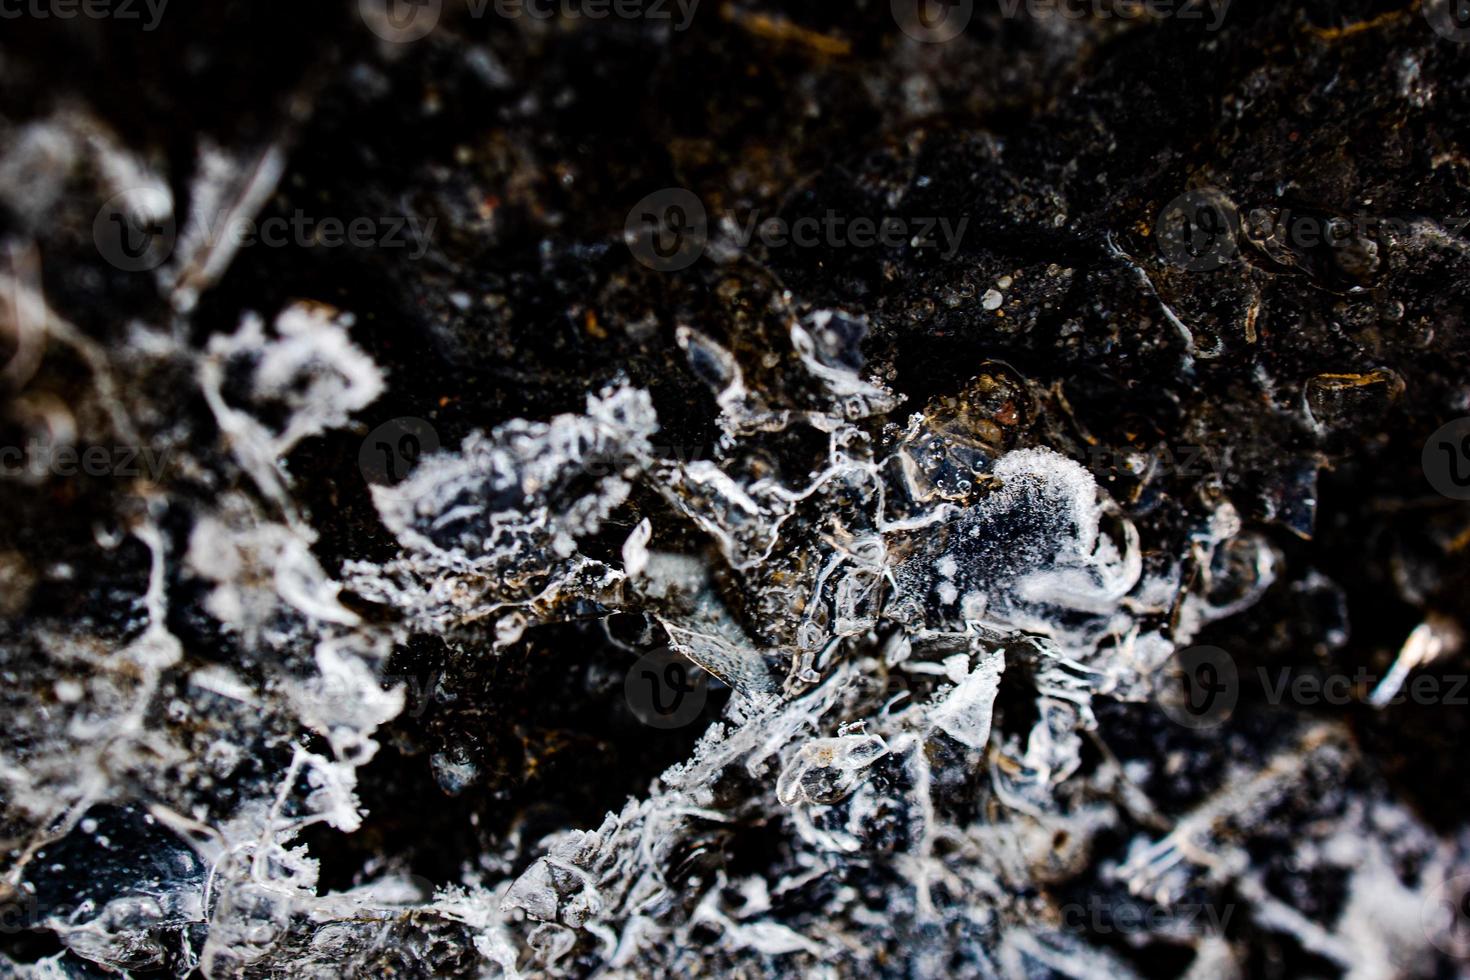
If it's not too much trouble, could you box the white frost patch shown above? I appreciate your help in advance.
[895,447,1141,657]
[371,383,656,562]
[187,497,359,633]
[287,639,404,763]
[199,303,384,512]
[347,384,658,642]
[991,448,1105,555]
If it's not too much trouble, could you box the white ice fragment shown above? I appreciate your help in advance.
[1370,613,1462,707]
[930,645,1005,750]
[621,518,653,579]
[726,920,821,956]
[776,734,889,806]
[789,313,898,419]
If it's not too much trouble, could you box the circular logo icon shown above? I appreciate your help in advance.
[360,0,442,42]
[624,188,708,272]
[359,417,440,493]
[1155,189,1240,272]
[1423,418,1470,501]
[1155,645,1238,729]
[93,190,176,272]
[1423,874,1470,959]
[1426,0,1470,42]
[892,0,973,43]
[624,647,709,729]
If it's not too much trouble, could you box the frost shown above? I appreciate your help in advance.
[346,382,657,641]
[187,497,361,635]
[892,447,1141,651]
[2,35,1461,977]
[200,303,385,513]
